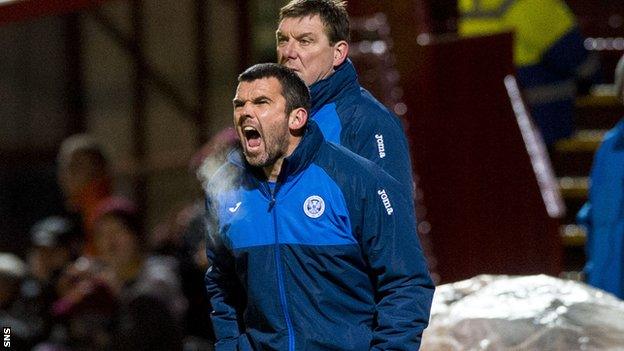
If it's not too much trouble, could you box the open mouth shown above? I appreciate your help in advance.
[243,126,262,149]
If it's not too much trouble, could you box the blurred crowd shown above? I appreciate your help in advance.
[0,129,239,350]
[1,0,623,349]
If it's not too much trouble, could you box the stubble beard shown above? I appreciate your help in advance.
[245,128,289,169]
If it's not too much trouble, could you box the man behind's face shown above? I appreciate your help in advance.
[276,0,350,86]
[276,14,337,86]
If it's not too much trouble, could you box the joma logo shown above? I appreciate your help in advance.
[374,134,386,158]
[377,189,394,215]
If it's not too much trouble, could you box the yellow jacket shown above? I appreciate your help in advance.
[458,0,576,67]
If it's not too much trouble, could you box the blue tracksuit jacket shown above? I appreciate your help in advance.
[310,59,414,193]
[577,119,624,299]
[205,122,434,351]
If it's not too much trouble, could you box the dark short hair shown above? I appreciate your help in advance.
[279,0,350,44]
[238,63,311,114]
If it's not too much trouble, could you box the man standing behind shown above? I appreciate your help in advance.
[57,134,113,256]
[204,63,433,351]
[577,54,624,299]
[276,0,414,190]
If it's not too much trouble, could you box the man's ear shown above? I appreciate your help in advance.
[332,41,349,67]
[288,107,308,134]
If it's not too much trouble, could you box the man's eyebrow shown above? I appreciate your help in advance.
[295,32,314,39]
[253,95,272,103]
[276,31,315,39]
[233,95,273,106]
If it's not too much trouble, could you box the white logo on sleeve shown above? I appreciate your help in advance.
[303,195,325,218]
[377,189,394,215]
[228,201,242,213]
[375,134,386,158]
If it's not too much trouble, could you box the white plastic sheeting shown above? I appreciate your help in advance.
[422,275,624,350]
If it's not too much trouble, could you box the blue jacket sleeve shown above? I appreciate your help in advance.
[204,197,245,351]
[359,173,434,350]
[344,100,415,195]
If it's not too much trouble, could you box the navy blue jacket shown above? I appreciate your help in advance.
[310,59,414,192]
[205,122,434,351]
[577,119,624,298]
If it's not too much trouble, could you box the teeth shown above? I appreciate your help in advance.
[243,126,255,132]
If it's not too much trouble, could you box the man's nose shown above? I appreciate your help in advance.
[281,39,297,59]
[238,102,254,119]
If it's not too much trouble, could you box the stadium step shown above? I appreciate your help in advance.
[558,176,589,199]
[552,129,605,176]
[560,224,586,247]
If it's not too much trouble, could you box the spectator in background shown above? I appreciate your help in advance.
[577,54,624,299]
[21,217,81,344]
[57,134,113,256]
[91,197,186,351]
[47,257,118,351]
[28,216,81,285]
[458,0,602,146]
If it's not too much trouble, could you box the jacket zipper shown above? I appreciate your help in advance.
[269,188,295,351]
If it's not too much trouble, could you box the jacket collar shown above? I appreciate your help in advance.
[309,59,360,114]
[235,121,325,184]
[278,120,324,182]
